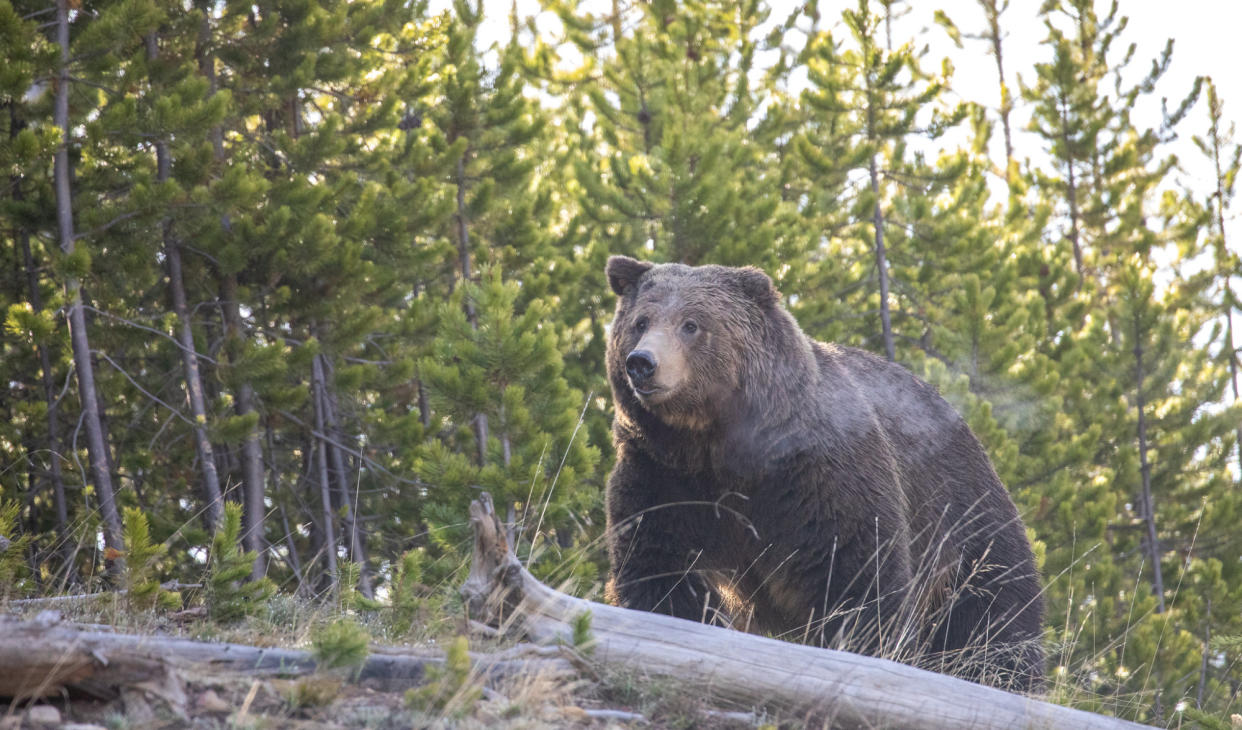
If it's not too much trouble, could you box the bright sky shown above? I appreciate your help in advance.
[440,0,1242,255]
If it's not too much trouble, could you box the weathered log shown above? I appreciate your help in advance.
[0,610,572,701]
[460,493,1154,730]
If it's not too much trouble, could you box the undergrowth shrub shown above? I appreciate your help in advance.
[207,502,275,622]
[405,635,481,719]
[0,500,32,599]
[121,506,180,611]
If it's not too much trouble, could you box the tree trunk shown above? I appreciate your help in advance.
[318,353,373,598]
[982,0,1015,187]
[310,352,339,593]
[220,275,267,578]
[147,32,225,533]
[868,152,895,362]
[0,611,571,701]
[1197,599,1211,709]
[1133,315,1165,613]
[460,493,1153,730]
[55,0,124,570]
[196,8,266,576]
[862,43,895,362]
[453,152,489,464]
[14,162,70,559]
[1059,91,1085,280]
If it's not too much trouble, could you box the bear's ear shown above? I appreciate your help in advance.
[736,266,779,308]
[606,256,654,296]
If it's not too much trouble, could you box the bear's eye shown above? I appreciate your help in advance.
[635,316,649,334]
[682,320,698,335]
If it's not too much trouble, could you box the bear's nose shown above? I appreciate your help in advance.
[626,350,657,384]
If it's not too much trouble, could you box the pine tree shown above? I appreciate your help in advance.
[795,0,969,361]
[418,269,598,570]
[1192,80,1242,471]
[0,0,75,570]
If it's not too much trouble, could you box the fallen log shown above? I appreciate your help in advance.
[459,492,1154,730]
[0,610,572,701]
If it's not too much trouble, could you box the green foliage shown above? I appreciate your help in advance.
[388,549,427,633]
[418,268,599,557]
[207,504,275,623]
[311,618,370,674]
[338,560,383,612]
[281,677,344,712]
[120,507,179,611]
[404,635,481,719]
[571,610,595,655]
[0,501,32,599]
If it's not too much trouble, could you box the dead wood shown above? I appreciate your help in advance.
[0,610,572,702]
[459,492,1155,730]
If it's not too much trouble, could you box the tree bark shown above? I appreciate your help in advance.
[198,5,268,578]
[310,352,339,592]
[453,151,489,464]
[55,0,124,569]
[220,275,267,578]
[318,353,373,598]
[147,32,225,534]
[980,0,1015,187]
[460,492,1153,730]
[1059,90,1085,280]
[0,611,571,701]
[861,32,895,363]
[869,153,895,362]
[13,139,70,556]
[1133,315,1165,613]
[1197,599,1211,709]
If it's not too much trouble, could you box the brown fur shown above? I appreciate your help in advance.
[603,256,1045,692]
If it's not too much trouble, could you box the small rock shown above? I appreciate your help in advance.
[61,724,108,730]
[196,689,232,714]
[26,705,61,727]
[0,715,22,730]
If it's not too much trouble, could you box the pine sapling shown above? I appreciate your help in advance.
[208,502,275,622]
[388,548,426,633]
[121,506,180,611]
[310,617,370,676]
[405,635,481,718]
[0,501,32,600]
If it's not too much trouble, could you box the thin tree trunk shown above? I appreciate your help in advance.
[147,32,225,533]
[310,353,339,593]
[198,6,267,579]
[417,380,431,428]
[220,275,267,578]
[454,152,489,462]
[55,0,124,570]
[1059,92,1085,279]
[861,35,895,363]
[276,500,304,594]
[1197,599,1211,709]
[14,157,69,558]
[980,0,1014,187]
[1208,100,1242,469]
[1133,316,1165,613]
[318,353,373,598]
[868,154,895,362]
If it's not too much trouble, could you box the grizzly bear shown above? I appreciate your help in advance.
[603,256,1044,692]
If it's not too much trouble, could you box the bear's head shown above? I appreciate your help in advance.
[605,256,780,431]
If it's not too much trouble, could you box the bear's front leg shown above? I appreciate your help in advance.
[605,451,725,624]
